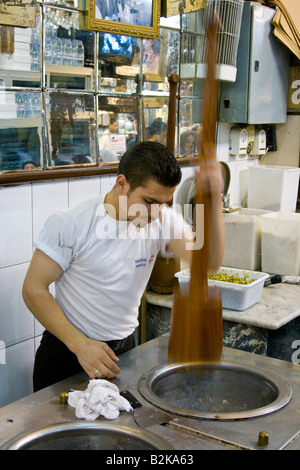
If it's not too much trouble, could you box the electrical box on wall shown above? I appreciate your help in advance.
[219,2,290,124]
[252,129,267,156]
[229,127,248,156]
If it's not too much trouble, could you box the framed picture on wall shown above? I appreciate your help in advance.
[161,0,205,17]
[87,0,161,39]
[0,0,36,28]
[142,31,167,82]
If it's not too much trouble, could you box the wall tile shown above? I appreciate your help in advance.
[68,177,101,208]
[0,184,32,268]
[34,335,42,354]
[100,175,116,196]
[32,180,68,246]
[0,263,34,347]
[0,339,34,407]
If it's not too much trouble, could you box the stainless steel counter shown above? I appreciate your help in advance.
[0,335,300,450]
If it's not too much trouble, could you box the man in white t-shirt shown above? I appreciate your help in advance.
[23,141,225,391]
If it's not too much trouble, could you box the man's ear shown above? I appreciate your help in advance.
[116,174,130,194]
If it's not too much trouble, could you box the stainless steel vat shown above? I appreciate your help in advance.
[2,422,173,450]
[138,361,293,420]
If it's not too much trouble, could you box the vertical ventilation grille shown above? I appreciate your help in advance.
[197,0,244,82]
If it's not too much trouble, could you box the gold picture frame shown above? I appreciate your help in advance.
[87,0,161,39]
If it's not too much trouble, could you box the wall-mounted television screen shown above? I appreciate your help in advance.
[99,33,136,65]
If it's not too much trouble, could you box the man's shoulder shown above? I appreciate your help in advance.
[47,197,105,232]
[62,196,104,220]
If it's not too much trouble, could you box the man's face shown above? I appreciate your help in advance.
[121,178,176,226]
[109,121,119,133]
[184,135,195,152]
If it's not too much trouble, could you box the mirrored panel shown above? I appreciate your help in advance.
[44,7,94,90]
[43,0,80,7]
[0,4,205,178]
[182,10,204,33]
[179,97,202,157]
[143,29,180,91]
[180,79,194,97]
[0,11,41,86]
[45,91,97,166]
[0,90,43,171]
[143,97,171,149]
[98,32,141,92]
[160,15,180,29]
[98,94,139,163]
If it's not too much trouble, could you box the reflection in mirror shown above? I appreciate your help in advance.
[179,128,200,157]
[99,76,137,94]
[98,95,138,163]
[160,15,180,29]
[46,91,97,167]
[43,0,80,7]
[0,12,41,81]
[143,29,180,91]
[0,90,43,171]
[143,97,169,148]
[98,32,141,92]
[179,96,202,157]
[182,10,204,33]
[0,4,204,180]
[98,35,140,99]
[44,7,94,90]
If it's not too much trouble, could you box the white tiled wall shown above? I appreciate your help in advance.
[0,174,116,407]
[0,126,261,407]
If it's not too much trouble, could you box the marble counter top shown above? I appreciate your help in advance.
[146,283,300,331]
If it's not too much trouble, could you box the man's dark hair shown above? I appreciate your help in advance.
[118,141,182,191]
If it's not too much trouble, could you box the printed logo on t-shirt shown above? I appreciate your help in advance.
[148,254,155,264]
[135,258,147,268]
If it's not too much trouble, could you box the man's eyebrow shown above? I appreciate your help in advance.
[144,196,173,206]
[144,196,161,204]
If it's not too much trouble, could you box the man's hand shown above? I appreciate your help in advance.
[195,160,224,197]
[74,337,121,379]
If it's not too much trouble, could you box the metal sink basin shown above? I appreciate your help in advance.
[138,361,293,421]
[2,422,173,450]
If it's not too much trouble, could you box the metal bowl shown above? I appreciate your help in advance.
[2,422,173,450]
[138,361,293,421]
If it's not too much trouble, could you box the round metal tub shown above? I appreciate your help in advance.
[138,362,293,421]
[2,422,173,450]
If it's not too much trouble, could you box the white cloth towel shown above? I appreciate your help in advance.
[68,379,133,421]
[284,276,300,284]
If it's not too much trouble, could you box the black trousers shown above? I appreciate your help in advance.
[33,330,135,392]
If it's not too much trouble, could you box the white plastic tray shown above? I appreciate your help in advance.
[175,267,269,311]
